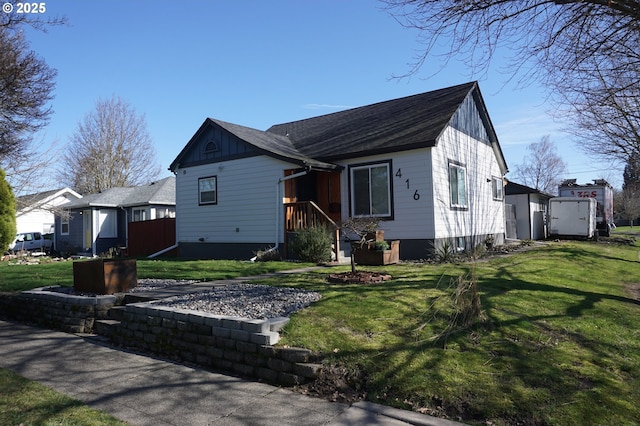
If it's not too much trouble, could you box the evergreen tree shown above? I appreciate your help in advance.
[623,156,640,191]
[0,168,17,252]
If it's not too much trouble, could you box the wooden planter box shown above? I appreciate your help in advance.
[353,240,399,265]
[73,258,137,295]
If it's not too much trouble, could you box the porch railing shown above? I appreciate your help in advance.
[284,201,340,261]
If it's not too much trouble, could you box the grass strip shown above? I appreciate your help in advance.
[0,367,126,425]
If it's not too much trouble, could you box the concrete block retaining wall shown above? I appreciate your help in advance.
[108,302,321,386]
[0,287,116,333]
[0,288,322,387]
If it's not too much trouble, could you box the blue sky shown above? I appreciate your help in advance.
[21,0,622,190]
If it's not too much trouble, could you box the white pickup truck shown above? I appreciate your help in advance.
[9,232,53,253]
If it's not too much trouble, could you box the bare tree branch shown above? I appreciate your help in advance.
[512,135,568,194]
[1,135,57,196]
[59,96,161,194]
[0,27,56,161]
[384,0,640,169]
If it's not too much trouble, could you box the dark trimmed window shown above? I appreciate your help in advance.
[349,161,392,218]
[199,176,217,205]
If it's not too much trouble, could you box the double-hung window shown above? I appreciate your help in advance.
[492,177,503,201]
[349,161,392,218]
[449,162,467,208]
[199,176,217,205]
[61,209,70,235]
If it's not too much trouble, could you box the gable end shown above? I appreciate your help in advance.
[450,92,490,143]
[176,122,260,169]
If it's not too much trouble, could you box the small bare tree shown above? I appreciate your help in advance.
[340,217,380,274]
[60,96,161,194]
[512,136,567,194]
[615,187,640,227]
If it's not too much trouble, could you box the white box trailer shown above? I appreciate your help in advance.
[549,197,597,238]
[558,179,614,236]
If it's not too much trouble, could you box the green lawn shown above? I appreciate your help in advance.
[249,236,640,425]
[1,238,640,425]
[0,258,311,292]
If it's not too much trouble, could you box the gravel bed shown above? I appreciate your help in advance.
[129,278,199,293]
[154,283,322,319]
[44,280,321,319]
[46,279,198,296]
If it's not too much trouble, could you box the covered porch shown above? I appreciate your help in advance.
[282,169,343,261]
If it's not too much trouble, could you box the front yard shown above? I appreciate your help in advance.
[1,234,640,425]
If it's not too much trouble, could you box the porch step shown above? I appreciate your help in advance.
[94,319,120,338]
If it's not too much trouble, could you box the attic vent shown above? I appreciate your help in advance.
[204,139,219,154]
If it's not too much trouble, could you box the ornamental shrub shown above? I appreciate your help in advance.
[289,225,333,263]
[0,169,17,252]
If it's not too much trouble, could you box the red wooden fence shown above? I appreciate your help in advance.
[127,218,176,257]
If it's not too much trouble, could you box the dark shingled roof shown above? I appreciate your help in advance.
[267,82,476,161]
[209,119,337,170]
[505,180,553,198]
[170,82,506,172]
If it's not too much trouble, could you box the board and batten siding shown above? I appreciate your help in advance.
[337,148,435,240]
[431,126,505,241]
[175,156,296,245]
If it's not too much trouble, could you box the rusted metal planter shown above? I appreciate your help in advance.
[73,258,137,295]
[353,240,400,265]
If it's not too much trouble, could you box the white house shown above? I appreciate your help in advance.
[15,188,82,234]
[54,177,175,256]
[169,82,508,260]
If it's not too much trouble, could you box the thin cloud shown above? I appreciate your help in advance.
[495,114,564,146]
[303,103,354,110]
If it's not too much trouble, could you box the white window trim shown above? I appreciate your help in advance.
[492,176,504,201]
[132,207,148,222]
[97,209,117,239]
[61,209,70,235]
[449,162,468,209]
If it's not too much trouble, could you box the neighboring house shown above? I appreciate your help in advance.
[54,177,175,256]
[169,82,508,260]
[505,180,552,240]
[15,188,82,234]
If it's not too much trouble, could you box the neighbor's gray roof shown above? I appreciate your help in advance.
[16,187,82,212]
[62,177,175,209]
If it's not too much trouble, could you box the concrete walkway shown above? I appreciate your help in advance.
[0,321,465,426]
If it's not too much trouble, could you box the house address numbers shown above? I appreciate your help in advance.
[396,168,420,200]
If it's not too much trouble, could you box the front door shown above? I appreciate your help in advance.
[315,171,341,223]
[283,170,341,223]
